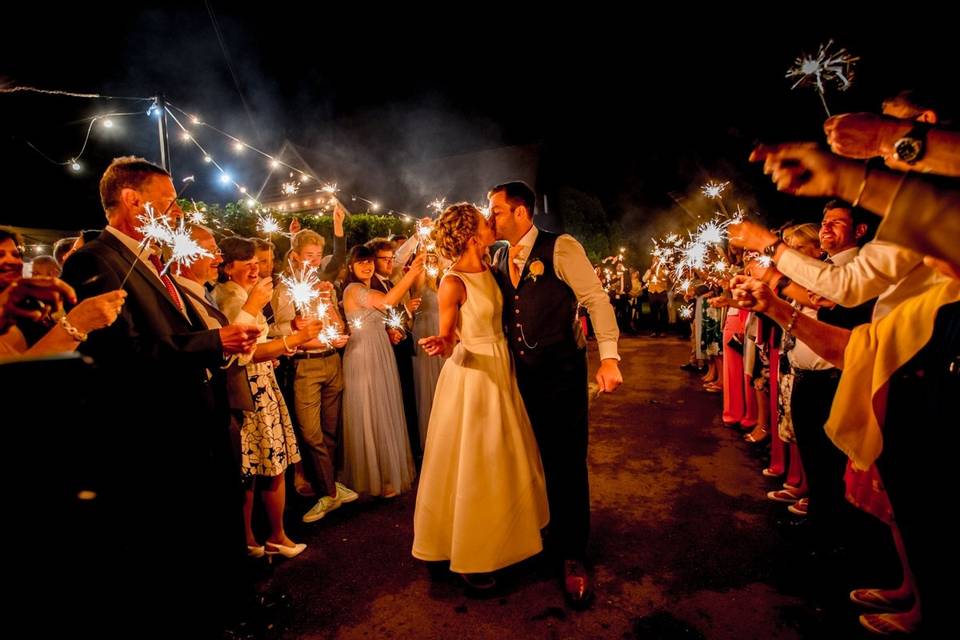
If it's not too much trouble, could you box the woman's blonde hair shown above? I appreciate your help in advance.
[782,223,820,251]
[432,203,482,260]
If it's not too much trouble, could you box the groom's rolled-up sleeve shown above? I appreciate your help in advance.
[554,234,620,361]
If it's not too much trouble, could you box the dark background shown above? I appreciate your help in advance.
[2,5,957,250]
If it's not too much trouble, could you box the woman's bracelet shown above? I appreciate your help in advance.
[281,335,297,355]
[784,308,800,336]
[59,315,88,342]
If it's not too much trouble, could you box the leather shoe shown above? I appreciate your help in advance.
[563,559,594,609]
[460,572,497,590]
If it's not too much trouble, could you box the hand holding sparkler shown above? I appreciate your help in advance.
[823,112,902,160]
[244,277,274,316]
[219,324,263,354]
[293,317,324,342]
[0,276,77,330]
[332,201,346,237]
[289,217,302,234]
[64,289,128,334]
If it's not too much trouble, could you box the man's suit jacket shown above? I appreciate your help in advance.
[60,232,229,457]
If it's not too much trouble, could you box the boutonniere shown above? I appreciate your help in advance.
[525,259,545,283]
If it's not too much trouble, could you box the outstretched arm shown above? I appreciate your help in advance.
[418,275,464,358]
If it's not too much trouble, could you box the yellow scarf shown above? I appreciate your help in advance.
[826,279,960,470]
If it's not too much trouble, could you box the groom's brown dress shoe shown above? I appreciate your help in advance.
[564,559,594,609]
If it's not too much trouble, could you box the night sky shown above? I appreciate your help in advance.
[2,6,957,240]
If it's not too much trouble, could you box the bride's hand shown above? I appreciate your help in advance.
[419,335,451,358]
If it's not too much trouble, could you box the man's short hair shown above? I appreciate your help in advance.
[99,156,170,212]
[291,229,324,254]
[252,238,275,253]
[366,238,394,254]
[489,181,536,217]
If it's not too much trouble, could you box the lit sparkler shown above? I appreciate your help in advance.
[278,264,320,313]
[163,217,214,275]
[257,213,281,236]
[384,305,406,332]
[701,181,730,199]
[786,39,859,116]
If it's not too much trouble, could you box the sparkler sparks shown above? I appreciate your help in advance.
[701,181,730,199]
[257,214,281,236]
[383,306,405,331]
[278,265,320,313]
[164,218,214,275]
[786,39,859,116]
[135,204,175,248]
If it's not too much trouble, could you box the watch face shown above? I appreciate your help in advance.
[895,138,922,163]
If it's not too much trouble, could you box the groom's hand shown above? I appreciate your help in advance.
[596,358,623,393]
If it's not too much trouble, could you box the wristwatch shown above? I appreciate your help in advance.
[762,238,783,258]
[892,122,930,165]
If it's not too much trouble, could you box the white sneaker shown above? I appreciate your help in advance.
[335,482,359,504]
[302,495,341,523]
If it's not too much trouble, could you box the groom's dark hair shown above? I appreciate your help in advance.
[489,181,535,218]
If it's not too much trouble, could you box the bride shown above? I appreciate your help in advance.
[412,203,548,590]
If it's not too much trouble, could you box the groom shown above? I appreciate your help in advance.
[489,181,623,607]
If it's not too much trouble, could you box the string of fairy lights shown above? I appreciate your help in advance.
[7,87,443,225]
[7,37,856,256]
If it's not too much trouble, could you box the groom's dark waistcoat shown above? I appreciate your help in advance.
[496,229,582,367]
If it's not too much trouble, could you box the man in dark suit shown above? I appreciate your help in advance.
[488,181,623,608]
[367,237,423,461]
[60,156,261,635]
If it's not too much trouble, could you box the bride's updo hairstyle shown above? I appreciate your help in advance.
[432,203,482,261]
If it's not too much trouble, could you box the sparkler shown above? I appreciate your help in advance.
[679,304,694,320]
[701,181,729,200]
[383,305,406,333]
[257,213,281,236]
[317,325,342,349]
[162,218,214,275]
[119,175,196,288]
[278,264,321,313]
[786,39,859,117]
[701,180,730,215]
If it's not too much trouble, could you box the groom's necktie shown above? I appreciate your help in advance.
[508,245,524,288]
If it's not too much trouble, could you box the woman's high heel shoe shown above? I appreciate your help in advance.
[265,540,307,559]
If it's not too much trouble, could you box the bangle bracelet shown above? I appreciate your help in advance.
[281,335,296,355]
[59,316,88,342]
